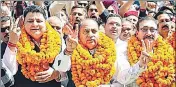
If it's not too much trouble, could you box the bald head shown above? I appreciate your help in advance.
[80,18,98,29]
[47,16,63,34]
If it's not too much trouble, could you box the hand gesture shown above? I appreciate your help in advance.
[35,67,59,83]
[9,17,21,45]
[139,40,153,68]
[63,23,73,36]
[65,35,78,52]
[147,2,156,9]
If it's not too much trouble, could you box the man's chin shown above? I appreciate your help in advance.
[87,44,97,50]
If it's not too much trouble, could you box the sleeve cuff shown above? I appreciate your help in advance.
[6,46,17,55]
[136,61,146,74]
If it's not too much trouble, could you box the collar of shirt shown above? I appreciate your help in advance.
[89,48,96,55]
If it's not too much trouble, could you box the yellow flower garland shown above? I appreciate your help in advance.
[71,32,116,87]
[128,35,175,87]
[16,21,61,81]
[167,32,176,50]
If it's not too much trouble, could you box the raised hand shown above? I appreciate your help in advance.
[147,2,156,9]
[139,40,152,68]
[65,35,78,54]
[8,17,21,45]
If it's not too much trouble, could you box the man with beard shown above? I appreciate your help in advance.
[87,2,99,22]
[63,5,86,39]
[1,16,11,58]
[87,1,104,33]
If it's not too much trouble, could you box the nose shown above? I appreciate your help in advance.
[32,20,38,26]
[88,31,94,37]
[113,23,117,28]
[123,29,128,33]
[146,29,152,35]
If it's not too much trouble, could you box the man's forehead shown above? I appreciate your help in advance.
[81,19,98,28]
[89,4,97,9]
[122,21,133,27]
[107,17,121,23]
[139,20,157,28]
[158,14,170,20]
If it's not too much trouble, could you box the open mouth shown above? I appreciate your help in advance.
[31,29,40,30]
[111,30,118,34]
[162,25,169,30]
[91,15,97,19]
[123,33,128,37]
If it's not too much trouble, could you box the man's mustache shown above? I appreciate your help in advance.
[162,24,169,29]
[143,35,154,40]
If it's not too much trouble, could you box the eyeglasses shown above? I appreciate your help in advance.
[89,9,98,12]
[108,10,114,13]
[1,26,10,32]
[78,3,87,7]
[140,27,157,33]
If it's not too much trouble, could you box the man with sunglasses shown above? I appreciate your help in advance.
[1,16,15,87]
[87,2,99,21]
[1,16,11,58]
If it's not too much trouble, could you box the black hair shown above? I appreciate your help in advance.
[105,13,122,24]
[154,6,175,20]
[136,16,157,31]
[23,5,46,19]
[71,5,87,15]
[87,1,96,11]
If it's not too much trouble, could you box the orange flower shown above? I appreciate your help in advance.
[128,35,175,86]
[16,21,61,81]
[71,32,116,87]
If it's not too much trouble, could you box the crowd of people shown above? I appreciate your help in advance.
[1,1,175,87]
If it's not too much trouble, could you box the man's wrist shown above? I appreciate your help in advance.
[64,48,72,55]
[54,70,61,82]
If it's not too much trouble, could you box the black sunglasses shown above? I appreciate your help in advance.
[1,26,10,32]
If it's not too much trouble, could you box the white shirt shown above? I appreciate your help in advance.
[111,38,145,87]
[2,38,71,77]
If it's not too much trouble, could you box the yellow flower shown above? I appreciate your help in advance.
[71,32,116,87]
[16,22,61,81]
[128,35,175,86]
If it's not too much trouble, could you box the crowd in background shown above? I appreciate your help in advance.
[1,1,175,87]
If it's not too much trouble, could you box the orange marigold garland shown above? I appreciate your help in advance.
[128,35,175,87]
[71,32,116,87]
[167,31,176,50]
[16,21,61,81]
